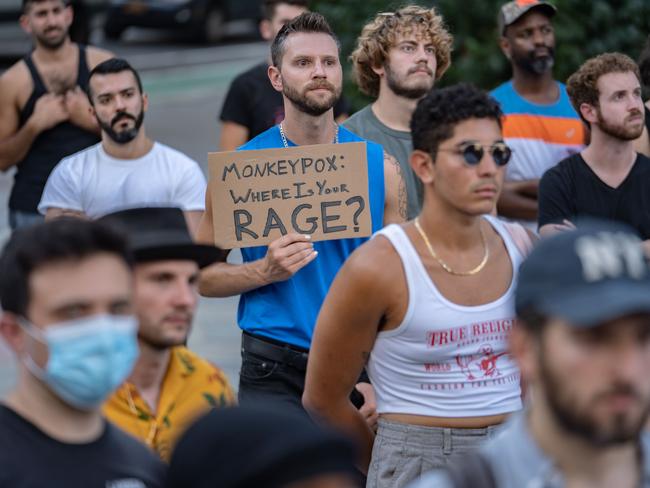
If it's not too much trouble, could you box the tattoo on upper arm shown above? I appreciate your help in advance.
[385,152,408,220]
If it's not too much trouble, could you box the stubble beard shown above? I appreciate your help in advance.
[282,79,341,117]
[538,346,650,447]
[597,109,644,141]
[385,63,434,100]
[36,32,67,50]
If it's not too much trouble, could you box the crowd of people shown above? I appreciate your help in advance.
[1,0,650,487]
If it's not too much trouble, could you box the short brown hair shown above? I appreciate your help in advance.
[22,0,64,14]
[350,5,453,98]
[261,0,309,21]
[271,12,339,67]
[566,52,641,123]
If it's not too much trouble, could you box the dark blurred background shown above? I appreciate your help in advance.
[313,0,650,110]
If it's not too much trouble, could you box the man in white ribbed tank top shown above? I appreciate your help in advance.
[304,83,534,487]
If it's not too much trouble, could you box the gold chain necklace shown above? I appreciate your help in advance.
[414,217,489,276]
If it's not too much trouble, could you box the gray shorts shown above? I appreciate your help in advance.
[366,418,502,488]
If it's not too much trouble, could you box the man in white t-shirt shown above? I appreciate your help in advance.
[38,58,206,235]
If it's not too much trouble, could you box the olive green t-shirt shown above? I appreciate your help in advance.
[343,105,422,219]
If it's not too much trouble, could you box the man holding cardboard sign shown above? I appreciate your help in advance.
[198,12,405,414]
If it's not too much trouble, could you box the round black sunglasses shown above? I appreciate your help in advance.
[438,142,512,167]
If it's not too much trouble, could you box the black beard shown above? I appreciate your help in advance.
[538,342,650,446]
[282,82,340,117]
[513,47,555,76]
[98,110,145,144]
[36,29,68,50]
[385,64,432,100]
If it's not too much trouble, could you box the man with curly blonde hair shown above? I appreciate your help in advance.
[538,52,650,241]
[344,5,452,219]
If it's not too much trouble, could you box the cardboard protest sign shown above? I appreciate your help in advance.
[208,142,371,248]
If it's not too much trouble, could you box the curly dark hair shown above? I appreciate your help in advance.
[0,219,132,317]
[411,83,503,160]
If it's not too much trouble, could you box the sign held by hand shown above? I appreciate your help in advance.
[208,142,371,248]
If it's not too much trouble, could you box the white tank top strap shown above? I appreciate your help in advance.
[482,214,526,265]
[373,224,423,337]
[374,224,422,292]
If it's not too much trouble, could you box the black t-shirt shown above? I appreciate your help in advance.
[0,405,166,488]
[538,152,650,238]
[219,62,350,140]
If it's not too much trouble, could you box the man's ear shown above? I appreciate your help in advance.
[371,61,386,78]
[259,19,273,41]
[142,92,149,113]
[509,323,540,384]
[0,312,25,355]
[410,149,435,185]
[268,65,283,93]
[499,36,511,61]
[19,14,31,35]
[63,3,73,27]
[580,102,598,125]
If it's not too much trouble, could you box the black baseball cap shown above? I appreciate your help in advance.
[498,0,556,35]
[167,405,357,488]
[516,219,650,327]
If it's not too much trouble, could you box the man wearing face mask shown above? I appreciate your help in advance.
[491,0,585,228]
[0,218,166,487]
[37,58,206,236]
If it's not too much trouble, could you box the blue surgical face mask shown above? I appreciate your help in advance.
[20,314,139,411]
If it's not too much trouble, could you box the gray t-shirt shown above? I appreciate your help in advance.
[343,105,421,219]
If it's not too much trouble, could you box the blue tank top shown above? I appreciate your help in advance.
[237,125,385,349]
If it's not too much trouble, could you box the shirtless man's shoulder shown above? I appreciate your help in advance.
[86,46,114,68]
[0,60,32,104]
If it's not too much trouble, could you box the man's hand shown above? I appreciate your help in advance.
[45,208,87,221]
[30,94,69,132]
[550,219,576,233]
[260,233,317,283]
[539,219,576,238]
[64,87,96,131]
[355,382,378,432]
